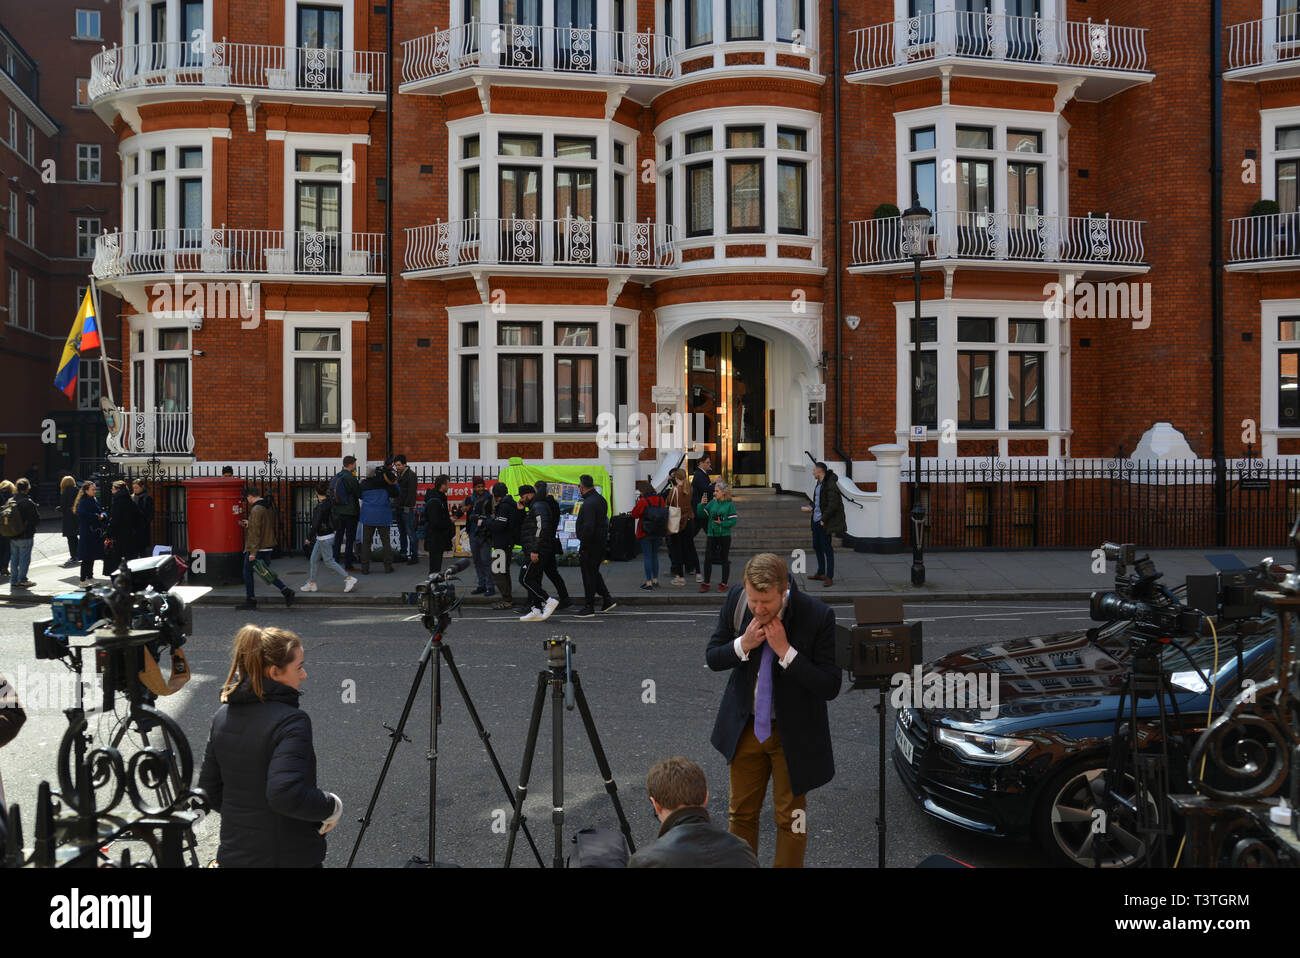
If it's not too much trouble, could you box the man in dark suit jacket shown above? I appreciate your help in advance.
[706,552,840,867]
[628,757,758,868]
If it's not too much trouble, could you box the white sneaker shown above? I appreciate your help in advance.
[300,582,318,592]
[537,597,560,622]
[343,576,358,593]
[695,573,703,583]
[520,608,542,622]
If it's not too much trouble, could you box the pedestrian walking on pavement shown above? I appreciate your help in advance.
[486,481,520,609]
[423,474,453,575]
[329,456,362,571]
[359,466,398,575]
[59,475,78,565]
[698,481,738,592]
[665,468,694,585]
[0,481,14,579]
[301,481,357,595]
[392,454,419,565]
[103,480,137,574]
[132,479,154,560]
[2,478,40,589]
[808,462,846,588]
[533,481,572,609]
[517,484,558,622]
[73,481,105,586]
[573,474,615,617]
[198,625,342,867]
[632,479,668,590]
[689,455,714,584]
[237,485,294,611]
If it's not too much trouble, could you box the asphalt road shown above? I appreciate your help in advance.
[0,599,1104,868]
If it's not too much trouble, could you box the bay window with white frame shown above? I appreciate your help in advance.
[897,304,1060,456]
[668,0,811,52]
[122,136,208,250]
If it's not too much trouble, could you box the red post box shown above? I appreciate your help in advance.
[184,477,246,584]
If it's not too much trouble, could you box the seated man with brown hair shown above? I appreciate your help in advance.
[627,757,758,868]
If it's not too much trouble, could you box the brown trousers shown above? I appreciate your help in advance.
[728,718,808,868]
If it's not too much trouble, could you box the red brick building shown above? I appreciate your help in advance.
[78,1,1300,545]
[0,7,122,489]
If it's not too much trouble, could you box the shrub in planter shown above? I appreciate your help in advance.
[1251,199,1282,258]
[874,202,902,259]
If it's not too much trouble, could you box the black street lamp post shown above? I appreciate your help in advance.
[902,196,931,587]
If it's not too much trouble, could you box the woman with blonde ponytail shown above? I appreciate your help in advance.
[198,625,341,867]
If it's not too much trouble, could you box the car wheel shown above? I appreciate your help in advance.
[1033,758,1161,868]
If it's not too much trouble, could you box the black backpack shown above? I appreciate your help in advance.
[0,498,21,538]
[640,499,669,537]
[567,828,629,868]
[329,471,354,509]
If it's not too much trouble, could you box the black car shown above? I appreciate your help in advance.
[892,617,1281,867]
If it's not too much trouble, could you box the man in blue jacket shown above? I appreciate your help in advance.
[358,466,397,574]
[706,552,841,867]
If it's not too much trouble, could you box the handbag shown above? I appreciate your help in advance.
[252,558,278,584]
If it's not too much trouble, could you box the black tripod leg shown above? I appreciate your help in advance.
[552,676,565,869]
[346,634,434,868]
[438,644,544,868]
[505,670,549,868]
[570,672,636,854]
[876,691,886,868]
[428,639,441,866]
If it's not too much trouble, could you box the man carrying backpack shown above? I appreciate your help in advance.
[237,485,294,611]
[2,478,40,589]
[329,456,362,572]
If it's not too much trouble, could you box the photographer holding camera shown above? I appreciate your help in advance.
[198,625,342,867]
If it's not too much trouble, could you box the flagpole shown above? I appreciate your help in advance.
[88,274,117,410]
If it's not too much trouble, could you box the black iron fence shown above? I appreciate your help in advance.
[89,457,501,558]
[902,457,1300,550]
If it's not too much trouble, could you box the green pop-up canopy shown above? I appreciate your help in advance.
[495,458,615,516]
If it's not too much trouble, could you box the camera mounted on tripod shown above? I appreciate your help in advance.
[415,557,471,632]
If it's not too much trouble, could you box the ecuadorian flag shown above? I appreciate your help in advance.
[54,288,101,399]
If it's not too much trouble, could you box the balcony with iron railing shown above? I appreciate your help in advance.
[88,40,385,123]
[1226,14,1300,80]
[106,409,195,460]
[400,22,677,101]
[848,11,1151,102]
[93,228,386,283]
[404,216,677,279]
[849,211,1147,274]
[1226,211,1300,271]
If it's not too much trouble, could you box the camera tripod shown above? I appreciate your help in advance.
[347,598,543,868]
[849,674,892,869]
[504,638,636,868]
[1094,631,1199,869]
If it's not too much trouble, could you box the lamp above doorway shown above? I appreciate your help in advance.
[732,323,747,351]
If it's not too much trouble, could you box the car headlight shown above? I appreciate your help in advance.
[935,727,1032,764]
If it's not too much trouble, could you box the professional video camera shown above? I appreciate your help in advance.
[1088,542,1269,639]
[414,557,470,633]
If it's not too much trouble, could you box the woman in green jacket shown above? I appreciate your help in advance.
[697,481,738,592]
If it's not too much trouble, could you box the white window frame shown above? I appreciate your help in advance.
[1261,299,1300,455]
[75,78,90,106]
[283,0,354,54]
[25,124,34,164]
[7,191,16,236]
[76,8,102,38]
[656,107,819,248]
[890,0,1063,22]
[77,217,101,258]
[446,304,638,440]
[77,357,103,410]
[280,313,357,437]
[447,116,636,228]
[275,131,366,244]
[127,317,193,414]
[894,298,1064,459]
[6,268,16,326]
[26,276,35,329]
[7,108,14,146]
[121,131,215,238]
[663,0,817,65]
[122,0,215,52]
[894,105,1062,222]
[78,144,102,182]
[1262,108,1300,210]
[27,203,34,246]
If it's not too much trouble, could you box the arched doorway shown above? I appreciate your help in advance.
[685,328,768,486]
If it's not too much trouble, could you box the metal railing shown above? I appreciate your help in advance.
[405,217,677,271]
[850,211,1145,267]
[1227,211,1300,264]
[850,11,1147,75]
[106,409,195,457]
[93,228,385,279]
[1226,13,1300,71]
[89,40,386,99]
[901,457,1300,550]
[402,21,678,83]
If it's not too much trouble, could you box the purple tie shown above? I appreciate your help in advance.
[755,644,776,743]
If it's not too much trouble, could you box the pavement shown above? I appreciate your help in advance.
[0,528,1282,608]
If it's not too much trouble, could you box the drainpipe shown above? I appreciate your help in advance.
[385,0,395,453]
[831,0,852,480]
[1212,0,1226,544]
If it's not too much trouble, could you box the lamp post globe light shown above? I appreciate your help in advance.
[902,196,931,587]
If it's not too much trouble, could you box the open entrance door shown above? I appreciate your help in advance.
[685,329,767,487]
